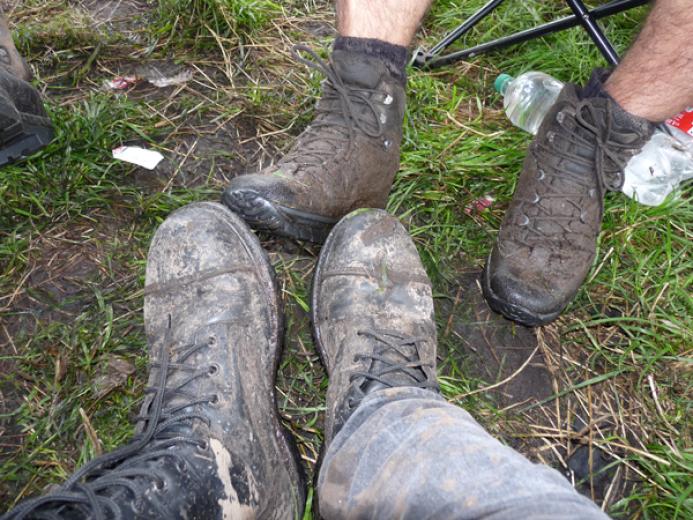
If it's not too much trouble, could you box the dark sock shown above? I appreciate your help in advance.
[579,68,613,100]
[580,67,660,125]
[333,36,408,82]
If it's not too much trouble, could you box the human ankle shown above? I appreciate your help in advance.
[580,69,660,125]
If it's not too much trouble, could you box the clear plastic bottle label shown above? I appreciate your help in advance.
[665,107,693,138]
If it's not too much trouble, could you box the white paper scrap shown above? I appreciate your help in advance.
[112,146,164,170]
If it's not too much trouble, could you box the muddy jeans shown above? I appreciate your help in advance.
[318,387,609,519]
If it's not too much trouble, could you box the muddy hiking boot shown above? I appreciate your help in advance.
[484,70,655,326]
[0,12,53,167]
[311,209,439,446]
[223,45,406,243]
[4,203,305,520]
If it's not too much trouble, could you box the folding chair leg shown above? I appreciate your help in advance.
[565,0,619,65]
[413,0,649,69]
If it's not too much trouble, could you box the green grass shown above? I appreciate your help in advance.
[153,0,283,48]
[0,0,691,518]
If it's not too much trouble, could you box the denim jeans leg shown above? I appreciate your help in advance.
[317,387,609,520]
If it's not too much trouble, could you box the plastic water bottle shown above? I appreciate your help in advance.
[622,110,693,206]
[496,72,693,206]
[495,72,564,135]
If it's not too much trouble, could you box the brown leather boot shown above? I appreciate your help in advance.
[222,46,406,243]
[483,71,655,326]
[0,11,53,167]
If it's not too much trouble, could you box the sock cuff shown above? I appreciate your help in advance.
[580,67,660,125]
[578,67,613,100]
[333,36,408,82]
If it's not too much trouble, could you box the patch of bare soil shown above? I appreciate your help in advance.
[126,112,271,193]
[3,212,132,332]
[437,269,554,408]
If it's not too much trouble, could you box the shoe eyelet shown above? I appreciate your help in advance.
[175,459,187,473]
[536,169,545,181]
[556,110,565,123]
[383,94,393,105]
[380,113,387,124]
[209,394,220,405]
[383,139,391,150]
[197,440,209,452]
[208,335,217,345]
[518,215,530,227]
[532,192,540,203]
[547,131,556,143]
[153,477,166,492]
[208,363,220,376]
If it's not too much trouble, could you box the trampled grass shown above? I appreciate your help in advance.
[0,1,690,518]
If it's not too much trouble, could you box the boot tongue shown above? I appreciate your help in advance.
[331,49,386,89]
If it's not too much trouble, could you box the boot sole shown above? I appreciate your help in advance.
[184,202,308,517]
[481,255,561,327]
[225,202,308,517]
[0,97,53,167]
[309,207,348,519]
[310,208,367,368]
[222,188,337,243]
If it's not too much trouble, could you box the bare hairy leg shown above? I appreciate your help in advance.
[606,0,693,121]
[337,0,433,46]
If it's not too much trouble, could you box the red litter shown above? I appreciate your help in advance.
[464,195,494,215]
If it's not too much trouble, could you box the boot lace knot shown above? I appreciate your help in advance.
[346,328,438,408]
[511,99,642,249]
[574,100,641,192]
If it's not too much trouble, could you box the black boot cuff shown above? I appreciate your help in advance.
[334,36,408,83]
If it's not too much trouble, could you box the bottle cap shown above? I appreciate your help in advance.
[495,73,513,95]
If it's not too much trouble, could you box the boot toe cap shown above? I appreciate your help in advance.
[483,250,568,326]
[145,202,259,288]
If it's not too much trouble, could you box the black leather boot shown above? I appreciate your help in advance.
[311,209,439,445]
[4,203,305,519]
[0,12,53,167]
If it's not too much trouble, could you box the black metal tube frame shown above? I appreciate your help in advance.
[412,0,649,69]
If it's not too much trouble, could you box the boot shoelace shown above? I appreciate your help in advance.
[347,328,438,408]
[282,45,388,168]
[5,324,217,520]
[511,100,640,249]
